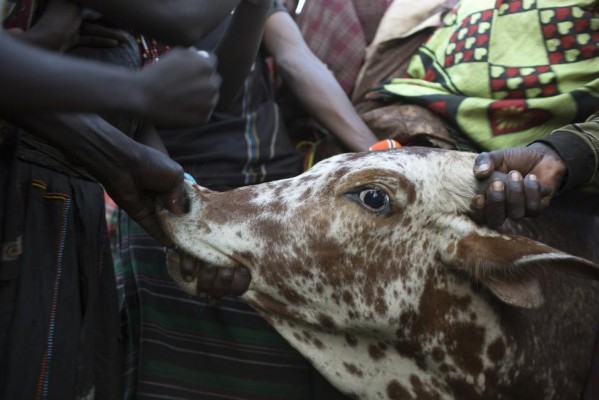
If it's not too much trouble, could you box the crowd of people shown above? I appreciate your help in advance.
[1,0,598,399]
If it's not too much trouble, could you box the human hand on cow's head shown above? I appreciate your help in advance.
[101,141,190,247]
[470,143,567,228]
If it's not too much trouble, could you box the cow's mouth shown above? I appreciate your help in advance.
[166,247,252,298]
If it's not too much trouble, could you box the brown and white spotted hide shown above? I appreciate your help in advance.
[157,147,599,400]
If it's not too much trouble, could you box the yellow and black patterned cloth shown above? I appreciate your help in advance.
[384,0,599,151]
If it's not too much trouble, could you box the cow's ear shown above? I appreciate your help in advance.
[478,272,544,309]
[440,232,599,309]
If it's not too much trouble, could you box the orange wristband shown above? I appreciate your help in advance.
[368,139,402,151]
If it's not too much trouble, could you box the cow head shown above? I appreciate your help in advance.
[157,147,599,399]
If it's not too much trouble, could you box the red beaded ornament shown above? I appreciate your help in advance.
[137,35,171,65]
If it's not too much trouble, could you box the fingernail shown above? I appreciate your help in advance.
[472,195,485,209]
[182,270,194,282]
[180,254,198,282]
[474,163,489,173]
[220,267,234,280]
[167,249,180,260]
[491,180,504,191]
[509,171,522,181]
[183,172,196,183]
[527,174,538,181]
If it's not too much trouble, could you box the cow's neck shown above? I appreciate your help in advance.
[259,313,455,400]
[245,272,528,399]
[242,265,514,399]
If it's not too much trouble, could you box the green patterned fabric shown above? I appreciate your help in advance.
[383,0,599,150]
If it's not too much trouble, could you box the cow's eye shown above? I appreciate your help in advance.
[345,186,392,215]
[360,189,388,210]
[344,187,392,215]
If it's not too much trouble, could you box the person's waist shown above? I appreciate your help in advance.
[16,131,96,182]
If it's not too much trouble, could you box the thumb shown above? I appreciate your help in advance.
[473,152,498,179]
[132,196,174,246]
[136,214,173,247]
[159,181,190,215]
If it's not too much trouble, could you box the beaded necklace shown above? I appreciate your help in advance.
[136,34,171,65]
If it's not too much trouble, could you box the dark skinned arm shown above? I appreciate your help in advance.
[0,33,220,127]
[0,32,141,113]
[9,113,251,294]
[263,11,378,152]
[10,0,85,52]
[81,0,240,46]
[8,112,187,246]
[533,115,599,192]
[214,0,271,111]
[470,114,599,227]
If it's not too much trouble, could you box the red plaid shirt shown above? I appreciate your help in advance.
[296,0,390,94]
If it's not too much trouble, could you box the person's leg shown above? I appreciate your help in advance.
[0,161,120,399]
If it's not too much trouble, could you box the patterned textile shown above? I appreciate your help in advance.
[0,156,120,400]
[296,0,389,94]
[162,51,304,187]
[1,1,124,399]
[383,0,599,151]
[352,0,391,44]
[161,3,304,188]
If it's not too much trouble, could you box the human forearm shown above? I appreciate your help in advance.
[264,12,378,152]
[0,35,221,128]
[135,122,169,155]
[8,113,146,182]
[277,49,378,152]
[0,34,145,115]
[11,0,84,53]
[469,116,599,227]
[9,112,187,245]
[533,113,599,192]
[82,0,240,46]
[215,0,271,111]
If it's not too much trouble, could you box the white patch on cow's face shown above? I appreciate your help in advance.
[157,147,599,400]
